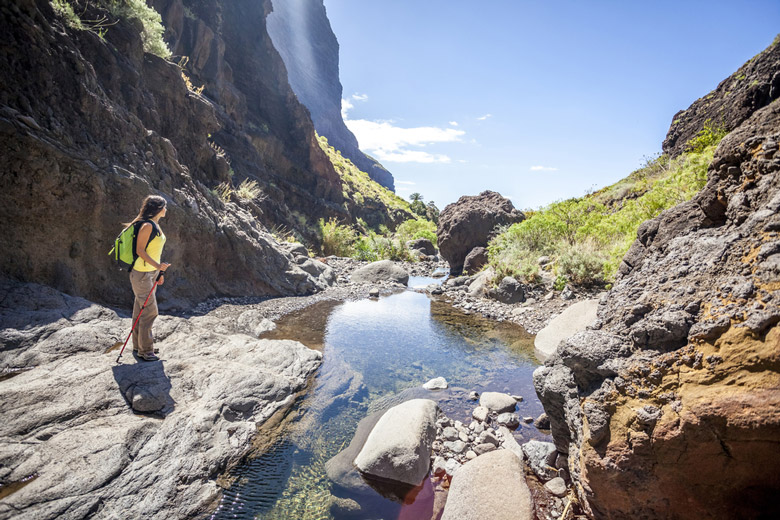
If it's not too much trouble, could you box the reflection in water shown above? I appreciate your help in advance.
[214,290,549,520]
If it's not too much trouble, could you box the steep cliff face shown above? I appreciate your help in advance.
[266,0,395,191]
[535,42,780,519]
[0,0,337,308]
[663,36,780,157]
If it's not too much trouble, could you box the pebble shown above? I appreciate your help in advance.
[472,406,489,422]
[496,413,520,429]
[544,477,568,497]
[442,427,459,441]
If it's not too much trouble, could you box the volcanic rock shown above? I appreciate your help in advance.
[350,260,409,285]
[437,191,525,275]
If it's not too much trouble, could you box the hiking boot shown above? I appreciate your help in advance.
[133,347,160,355]
[138,352,160,362]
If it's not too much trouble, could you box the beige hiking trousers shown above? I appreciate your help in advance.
[130,270,159,355]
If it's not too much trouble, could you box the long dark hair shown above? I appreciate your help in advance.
[123,195,167,227]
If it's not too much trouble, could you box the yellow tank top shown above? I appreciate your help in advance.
[134,224,166,272]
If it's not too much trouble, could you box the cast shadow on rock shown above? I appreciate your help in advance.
[112,359,175,416]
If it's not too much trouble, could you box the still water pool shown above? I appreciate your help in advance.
[213,280,549,519]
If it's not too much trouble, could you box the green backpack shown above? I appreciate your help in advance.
[109,220,159,272]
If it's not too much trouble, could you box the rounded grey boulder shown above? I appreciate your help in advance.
[441,449,533,520]
[479,391,517,413]
[354,398,438,485]
[350,260,409,285]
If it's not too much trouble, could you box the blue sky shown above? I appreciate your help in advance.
[322,0,780,210]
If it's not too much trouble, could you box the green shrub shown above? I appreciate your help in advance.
[488,144,718,286]
[109,0,170,59]
[395,218,438,247]
[686,119,727,153]
[317,134,414,217]
[51,0,84,29]
[319,218,355,257]
[556,241,608,286]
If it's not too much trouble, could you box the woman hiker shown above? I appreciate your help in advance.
[126,195,171,361]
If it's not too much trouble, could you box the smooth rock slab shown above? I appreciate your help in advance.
[354,399,438,485]
[534,299,599,361]
[350,260,409,285]
[479,392,517,413]
[441,449,533,520]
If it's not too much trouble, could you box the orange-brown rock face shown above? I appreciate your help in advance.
[581,326,780,519]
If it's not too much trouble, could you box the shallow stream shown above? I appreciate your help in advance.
[213,277,550,519]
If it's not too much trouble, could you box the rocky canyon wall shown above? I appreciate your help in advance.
[535,37,780,519]
[0,0,342,309]
[266,0,395,191]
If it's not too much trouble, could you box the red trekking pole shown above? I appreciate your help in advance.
[116,270,165,363]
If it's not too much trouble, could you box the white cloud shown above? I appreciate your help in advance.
[477,114,492,120]
[342,102,465,163]
[530,165,558,171]
[341,98,354,120]
[352,93,368,101]
[449,121,459,126]
[396,180,417,185]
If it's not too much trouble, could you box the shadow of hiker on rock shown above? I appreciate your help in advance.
[112,360,175,416]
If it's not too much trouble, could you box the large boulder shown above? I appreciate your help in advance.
[354,399,438,486]
[441,449,533,520]
[437,191,525,275]
[534,299,599,361]
[350,260,409,285]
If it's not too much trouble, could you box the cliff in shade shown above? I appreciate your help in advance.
[535,37,780,520]
[265,0,395,191]
[0,0,406,309]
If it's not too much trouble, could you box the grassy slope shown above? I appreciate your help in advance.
[488,130,723,287]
